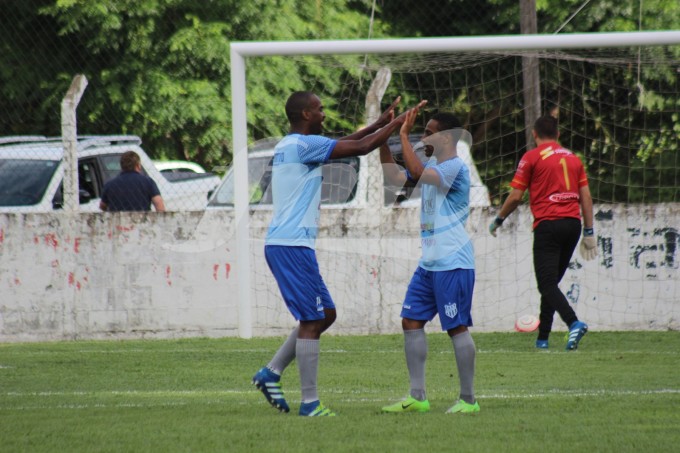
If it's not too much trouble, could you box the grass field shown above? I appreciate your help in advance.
[1,331,679,452]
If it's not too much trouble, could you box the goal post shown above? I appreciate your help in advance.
[229,31,680,338]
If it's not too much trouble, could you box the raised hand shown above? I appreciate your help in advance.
[398,100,428,135]
[376,97,401,127]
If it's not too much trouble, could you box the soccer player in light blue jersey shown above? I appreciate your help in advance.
[252,91,426,416]
[380,109,480,415]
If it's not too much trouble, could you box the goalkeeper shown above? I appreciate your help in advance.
[489,115,596,351]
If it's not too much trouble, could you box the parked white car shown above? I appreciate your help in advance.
[154,160,207,175]
[0,135,220,212]
[207,135,490,209]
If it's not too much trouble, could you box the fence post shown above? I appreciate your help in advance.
[60,74,88,213]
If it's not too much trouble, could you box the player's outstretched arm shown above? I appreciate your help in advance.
[397,104,438,185]
[330,100,426,159]
[339,97,401,141]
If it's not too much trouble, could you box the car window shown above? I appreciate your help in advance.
[78,159,101,198]
[100,154,123,183]
[0,159,59,206]
[51,158,104,209]
[208,155,360,207]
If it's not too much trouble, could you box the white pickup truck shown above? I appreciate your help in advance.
[0,135,220,212]
[207,135,490,209]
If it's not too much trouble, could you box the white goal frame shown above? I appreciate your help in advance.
[230,31,680,338]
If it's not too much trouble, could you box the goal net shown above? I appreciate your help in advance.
[227,32,680,337]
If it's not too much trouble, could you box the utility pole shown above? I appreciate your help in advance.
[520,0,541,149]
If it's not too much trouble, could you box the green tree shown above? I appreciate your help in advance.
[1,0,377,169]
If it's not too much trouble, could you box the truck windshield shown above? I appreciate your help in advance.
[0,159,59,206]
[208,155,360,207]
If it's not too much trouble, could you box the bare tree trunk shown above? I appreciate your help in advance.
[520,0,541,150]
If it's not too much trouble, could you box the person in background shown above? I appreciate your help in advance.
[100,151,165,212]
[489,115,596,350]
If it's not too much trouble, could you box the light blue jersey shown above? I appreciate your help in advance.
[417,157,475,271]
[265,134,337,248]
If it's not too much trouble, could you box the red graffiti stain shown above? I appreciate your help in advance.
[166,265,172,286]
[0,228,4,244]
[225,263,231,279]
[74,238,81,253]
[13,277,20,286]
[116,225,135,232]
[213,264,219,280]
[33,236,39,245]
[51,260,59,268]
[44,233,59,250]
[67,272,83,290]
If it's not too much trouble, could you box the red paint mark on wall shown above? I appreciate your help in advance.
[0,228,4,244]
[212,263,231,280]
[116,225,135,232]
[44,233,59,250]
[51,260,59,268]
[166,265,172,286]
[67,272,84,291]
[13,277,21,286]
[74,238,81,253]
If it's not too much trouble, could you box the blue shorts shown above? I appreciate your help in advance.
[264,245,335,321]
[402,267,475,331]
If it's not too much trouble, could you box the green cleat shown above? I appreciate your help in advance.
[299,400,336,416]
[382,396,430,413]
[446,399,480,414]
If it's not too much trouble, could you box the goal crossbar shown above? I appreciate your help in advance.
[231,30,680,56]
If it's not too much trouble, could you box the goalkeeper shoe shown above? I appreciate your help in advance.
[382,396,430,413]
[566,321,588,351]
[535,339,549,349]
[446,399,480,414]
[299,400,336,417]
[252,367,290,413]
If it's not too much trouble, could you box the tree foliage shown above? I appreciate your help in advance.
[2,0,376,169]
[1,1,677,202]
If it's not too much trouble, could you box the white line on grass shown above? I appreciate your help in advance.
[3,387,678,401]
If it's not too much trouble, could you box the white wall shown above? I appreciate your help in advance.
[1,203,678,342]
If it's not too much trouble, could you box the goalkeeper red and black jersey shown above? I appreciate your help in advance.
[510,141,588,229]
